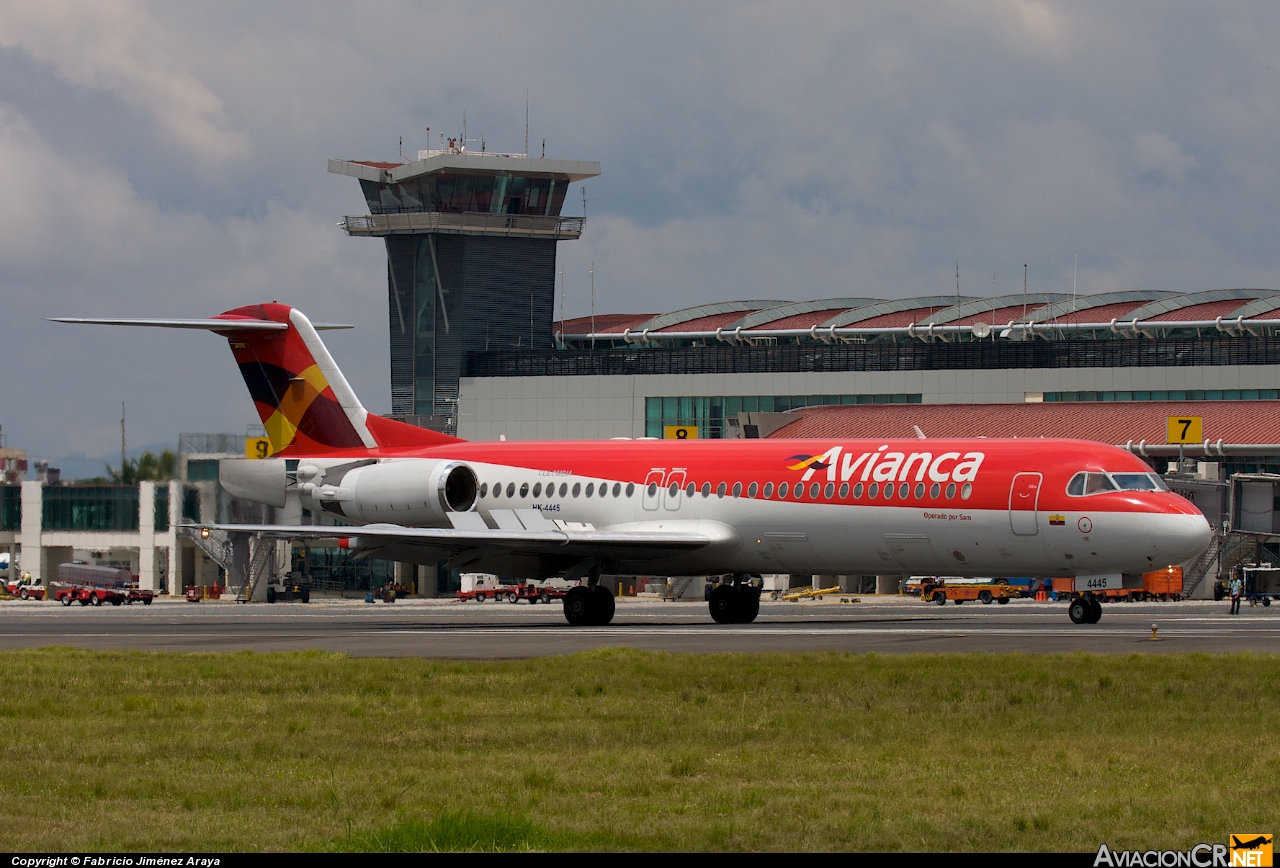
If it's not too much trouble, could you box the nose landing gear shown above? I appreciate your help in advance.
[1068,594,1102,625]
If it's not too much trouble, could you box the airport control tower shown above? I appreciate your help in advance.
[329,147,600,433]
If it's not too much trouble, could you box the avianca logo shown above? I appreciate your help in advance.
[792,445,985,485]
[787,454,832,472]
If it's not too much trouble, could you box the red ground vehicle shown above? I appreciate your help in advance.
[457,574,568,604]
[56,585,128,606]
[52,564,156,606]
[919,577,1017,606]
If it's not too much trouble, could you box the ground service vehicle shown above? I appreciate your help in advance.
[52,563,153,606]
[56,585,131,606]
[58,303,1212,627]
[6,574,45,601]
[918,577,1016,605]
[458,574,567,603]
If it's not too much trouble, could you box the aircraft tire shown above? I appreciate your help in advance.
[592,585,615,625]
[737,586,761,624]
[1068,597,1090,624]
[708,583,740,624]
[563,586,594,626]
[1087,595,1103,623]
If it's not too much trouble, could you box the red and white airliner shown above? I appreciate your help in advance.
[56,303,1212,627]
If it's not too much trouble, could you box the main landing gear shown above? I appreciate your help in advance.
[562,572,615,627]
[1068,594,1103,625]
[708,575,761,624]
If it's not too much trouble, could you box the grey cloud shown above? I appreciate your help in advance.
[2,1,1280,461]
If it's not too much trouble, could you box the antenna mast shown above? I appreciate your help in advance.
[120,402,126,479]
[590,263,596,350]
[1022,263,1028,320]
[525,90,529,156]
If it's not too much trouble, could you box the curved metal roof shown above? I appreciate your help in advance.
[917,293,1069,325]
[1226,294,1280,319]
[821,295,981,328]
[1026,290,1174,324]
[733,298,881,329]
[1124,288,1274,322]
[634,300,786,333]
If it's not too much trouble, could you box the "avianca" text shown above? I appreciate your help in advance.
[799,446,985,485]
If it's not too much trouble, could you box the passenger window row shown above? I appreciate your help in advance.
[482,481,635,500]
[481,478,974,502]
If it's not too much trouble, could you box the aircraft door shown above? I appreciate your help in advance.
[642,469,665,511]
[664,469,686,510]
[1009,472,1043,536]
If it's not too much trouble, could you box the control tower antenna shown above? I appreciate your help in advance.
[525,90,529,157]
[955,261,960,310]
[590,263,596,350]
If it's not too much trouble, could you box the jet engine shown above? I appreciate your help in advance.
[304,458,478,526]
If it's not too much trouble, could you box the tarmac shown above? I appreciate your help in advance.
[0,594,1276,657]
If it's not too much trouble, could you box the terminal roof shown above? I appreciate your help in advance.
[771,400,1280,446]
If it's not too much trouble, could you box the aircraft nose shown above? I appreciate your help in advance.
[1152,512,1212,563]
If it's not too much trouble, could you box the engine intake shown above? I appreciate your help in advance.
[437,462,478,513]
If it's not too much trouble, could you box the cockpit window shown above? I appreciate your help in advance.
[1069,471,1167,495]
[1085,473,1116,494]
[1112,473,1163,491]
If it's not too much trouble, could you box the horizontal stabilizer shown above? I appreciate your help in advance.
[49,317,353,331]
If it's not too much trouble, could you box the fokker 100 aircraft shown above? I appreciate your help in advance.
[56,303,1211,627]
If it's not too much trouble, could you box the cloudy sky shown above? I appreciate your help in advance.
[2,1,1279,469]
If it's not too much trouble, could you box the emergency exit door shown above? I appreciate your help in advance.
[1009,472,1042,535]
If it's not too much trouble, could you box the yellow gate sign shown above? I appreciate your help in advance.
[664,426,699,440]
[246,436,274,459]
[1166,416,1202,444]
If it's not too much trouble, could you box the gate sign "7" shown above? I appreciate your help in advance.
[1166,416,1203,444]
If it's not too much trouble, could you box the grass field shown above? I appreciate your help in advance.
[0,648,1275,852]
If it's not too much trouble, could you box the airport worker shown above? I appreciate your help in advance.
[1229,572,1242,615]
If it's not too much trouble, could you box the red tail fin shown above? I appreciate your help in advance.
[212,303,461,454]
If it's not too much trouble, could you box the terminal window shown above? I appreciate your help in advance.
[645,394,922,438]
[1045,389,1279,402]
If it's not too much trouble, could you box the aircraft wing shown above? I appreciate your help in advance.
[190,515,716,562]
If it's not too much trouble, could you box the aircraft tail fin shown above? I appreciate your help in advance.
[52,303,463,454]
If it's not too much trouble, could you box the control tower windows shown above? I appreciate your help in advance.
[361,175,572,217]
